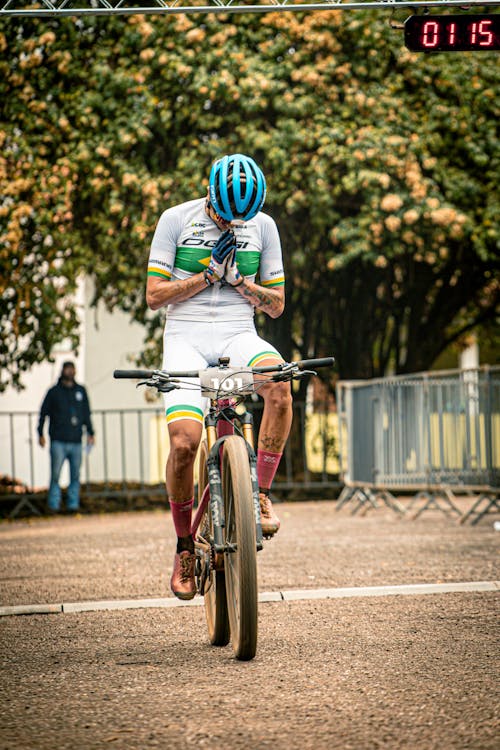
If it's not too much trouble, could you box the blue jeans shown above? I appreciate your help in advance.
[48,441,83,511]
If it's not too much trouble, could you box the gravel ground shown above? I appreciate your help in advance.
[0,501,499,749]
[0,500,498,605]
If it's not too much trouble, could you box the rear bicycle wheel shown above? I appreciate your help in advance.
[222,435,258,661]
[198,440,230,647]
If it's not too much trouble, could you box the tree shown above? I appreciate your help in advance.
[1,11,498,390]
[255,11,499,379]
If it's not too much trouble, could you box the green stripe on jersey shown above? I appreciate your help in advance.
[148,269,171,279]
[175,246,211,273]
[174,246,261,277]
[261,277,285,287]
[236,250,260,278]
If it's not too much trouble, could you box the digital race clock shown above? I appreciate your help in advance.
[404,14,500,52]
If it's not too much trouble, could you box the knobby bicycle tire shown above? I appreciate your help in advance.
[198,440,230,647]
[222,435,258,661]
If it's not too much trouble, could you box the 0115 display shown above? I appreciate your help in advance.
[405,14,499,52]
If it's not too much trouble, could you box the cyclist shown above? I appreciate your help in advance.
[146,153,292,600]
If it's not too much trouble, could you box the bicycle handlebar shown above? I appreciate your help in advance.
[252,356,335,374]
[296,356,335,370]
[113,356,334,381]
[114,369,155,379]
[113,368,199,379]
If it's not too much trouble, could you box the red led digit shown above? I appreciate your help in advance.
[422,20,440,48]
[470,22,478,44]
[448,22,457,45]
[478,19,494,46]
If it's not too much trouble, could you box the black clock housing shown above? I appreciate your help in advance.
[404,14,500,51]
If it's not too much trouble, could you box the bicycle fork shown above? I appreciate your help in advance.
[205,411,264,554]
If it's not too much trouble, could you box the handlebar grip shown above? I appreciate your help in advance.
[297,357,335,370]
[113,369,155,379]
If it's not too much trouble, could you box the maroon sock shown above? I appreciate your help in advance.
[170,497,194,539]
[256,449,282,492]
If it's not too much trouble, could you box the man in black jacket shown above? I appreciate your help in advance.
[38,361,95,513]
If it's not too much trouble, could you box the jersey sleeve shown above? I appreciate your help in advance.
[258,215,285,288]
[147,207,182,282]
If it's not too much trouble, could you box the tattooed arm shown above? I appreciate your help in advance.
[146,273,207,311]
[234,279,285,319]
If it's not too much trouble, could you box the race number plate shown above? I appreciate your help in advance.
[199,367,255,398]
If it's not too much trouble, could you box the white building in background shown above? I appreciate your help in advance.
[0,276,169,491]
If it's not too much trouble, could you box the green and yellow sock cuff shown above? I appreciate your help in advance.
[166,405,204,425]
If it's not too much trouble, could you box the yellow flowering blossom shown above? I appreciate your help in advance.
[381,194,403,212]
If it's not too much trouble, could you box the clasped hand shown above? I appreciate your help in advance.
[207,230,242,286]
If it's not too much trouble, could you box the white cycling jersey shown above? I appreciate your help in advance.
[147,198,285,323]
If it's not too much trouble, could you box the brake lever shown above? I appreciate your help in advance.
[286,369,317,381]
[137,378,157,390]
[270,372,293,382]
[156,382,179,393]
[136,378,178,393]
[272,366,319,382]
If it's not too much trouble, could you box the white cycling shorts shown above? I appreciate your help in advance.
[162,319,282,426]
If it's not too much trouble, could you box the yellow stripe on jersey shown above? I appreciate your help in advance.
[148,265,172,279]
[261,276,285,287]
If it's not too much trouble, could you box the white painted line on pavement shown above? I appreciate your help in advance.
[0,603,62,616]
[62,597,202,613]
[0,581,497,617]
[280,580,500,601]
[63,590,285,613]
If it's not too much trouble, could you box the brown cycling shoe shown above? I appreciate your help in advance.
[170,550,196,600]
[259,492,281,537]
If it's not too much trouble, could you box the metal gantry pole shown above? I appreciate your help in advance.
[1,0,499,17]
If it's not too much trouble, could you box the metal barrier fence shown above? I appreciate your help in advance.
[0,400,340,515]
[336,366,500,492]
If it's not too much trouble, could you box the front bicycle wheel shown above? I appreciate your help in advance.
[222,435,258,661]
[198,440,230,647]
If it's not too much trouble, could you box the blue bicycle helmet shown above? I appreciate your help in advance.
[209,154,267,222]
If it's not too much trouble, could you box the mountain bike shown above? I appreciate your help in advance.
[114,355,334,660]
